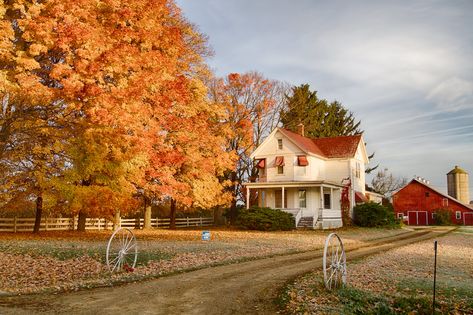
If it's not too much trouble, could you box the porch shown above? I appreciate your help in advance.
[244,181,344,229]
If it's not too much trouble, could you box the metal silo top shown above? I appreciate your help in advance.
[447,165,468,175]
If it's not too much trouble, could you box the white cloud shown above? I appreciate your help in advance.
[427,77,473,111]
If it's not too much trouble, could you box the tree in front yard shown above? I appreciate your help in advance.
[209,72,289,223]
[1,0,234,229]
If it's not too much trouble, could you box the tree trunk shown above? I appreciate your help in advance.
[170,198,176,229]
[77,210,87,232]
[144,205,152,230]
[33,194,43,233]
[113,210,121,230]
[228,171,239,224]
[134,211,141,229]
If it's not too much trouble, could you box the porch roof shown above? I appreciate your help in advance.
[243,180,344,189]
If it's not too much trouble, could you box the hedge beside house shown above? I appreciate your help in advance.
[236,206,295,231]
[353,202,399,227]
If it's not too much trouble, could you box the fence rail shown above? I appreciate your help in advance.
[0,216,214,232]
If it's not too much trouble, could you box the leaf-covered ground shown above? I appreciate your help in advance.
[281,227,473,314]
[0,227,406,295]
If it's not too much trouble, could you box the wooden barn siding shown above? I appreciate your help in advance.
[393,181,471,225]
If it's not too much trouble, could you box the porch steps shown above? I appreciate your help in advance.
[297,216,314,229]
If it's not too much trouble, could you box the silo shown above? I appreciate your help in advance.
[447,166,470,204]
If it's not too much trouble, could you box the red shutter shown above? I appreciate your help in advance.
[274,156,285,166]
[297,155,308,166]
[256,159,265,169]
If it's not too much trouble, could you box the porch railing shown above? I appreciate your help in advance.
[279,208,302,226]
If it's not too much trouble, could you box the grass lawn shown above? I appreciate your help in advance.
[280,227,473,314]
[0,227,407,295]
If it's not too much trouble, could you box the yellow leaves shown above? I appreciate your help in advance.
[15,55,40,71]
[28,43,47,57]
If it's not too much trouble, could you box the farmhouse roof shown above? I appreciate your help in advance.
[279,128,362,159]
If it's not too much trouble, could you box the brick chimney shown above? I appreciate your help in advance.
[297,123,305,137]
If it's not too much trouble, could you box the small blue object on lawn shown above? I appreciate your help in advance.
[202,230,211,241]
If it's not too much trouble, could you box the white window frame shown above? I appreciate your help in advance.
[277,165,284,175]
[397,213,403,219]
[442,198,448,207]
[456,211,461,220]
[277,138,283,150]
[299,190,307,209]
[323,193,331,209]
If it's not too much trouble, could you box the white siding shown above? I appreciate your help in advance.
[255,130,306,182]
[325,160,350,184]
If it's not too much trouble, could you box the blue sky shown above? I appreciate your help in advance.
[177,0,473,199]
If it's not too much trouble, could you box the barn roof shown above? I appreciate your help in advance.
[279,128,362,159]
[396,178,473,210]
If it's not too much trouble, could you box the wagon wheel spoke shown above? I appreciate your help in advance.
[106,228,138,272]
[323,233,346,290]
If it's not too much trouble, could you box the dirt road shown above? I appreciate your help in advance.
[0,228,453,315]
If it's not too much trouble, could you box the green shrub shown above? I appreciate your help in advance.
[353,202,399,227]
[433,208,452,225]
[235,206,295,231]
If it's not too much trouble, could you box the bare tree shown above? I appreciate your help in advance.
[371,168,408,197]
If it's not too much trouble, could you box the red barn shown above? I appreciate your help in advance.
[393,178,473,226]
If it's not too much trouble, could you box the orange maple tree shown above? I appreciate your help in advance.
[209,72,288,221]
[1,0,234,230]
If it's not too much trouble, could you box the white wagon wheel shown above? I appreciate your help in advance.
[106,227,138,272]
[323,233,346,290]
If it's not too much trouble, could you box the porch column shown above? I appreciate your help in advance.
[330,187,333,209]
[282,187,285,209]
[320,186,323,208]
[246,186,250,209]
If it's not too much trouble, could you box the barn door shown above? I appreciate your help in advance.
[464,213,473,225]
[407,211,428,225]
[417,212,428,225]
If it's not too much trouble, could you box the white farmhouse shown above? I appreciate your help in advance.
[243,127,369,229]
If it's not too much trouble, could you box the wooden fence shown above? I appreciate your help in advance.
[0,216,214,232]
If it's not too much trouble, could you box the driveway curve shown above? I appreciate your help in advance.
[0,227,453,315]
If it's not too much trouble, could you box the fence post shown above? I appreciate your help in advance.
[156,217,159,228]
[14,217,17,233]
[187,217,189,227]
[45,218,48,231]
[200,216,203,226]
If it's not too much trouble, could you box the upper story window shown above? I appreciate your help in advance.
[274,156,284,175]
[355,162,361,178]
[256,159,266,177]
[442,198,448,207]
[425,192,430,197]
[277,139,283,150]
[277,166,284,174]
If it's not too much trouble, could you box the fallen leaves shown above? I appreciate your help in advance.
[0,227,408,295]
[282,231,473,314]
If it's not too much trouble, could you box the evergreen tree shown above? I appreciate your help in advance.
[281,84,362,137]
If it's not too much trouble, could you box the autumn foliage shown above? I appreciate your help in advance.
[0,0,234,230]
